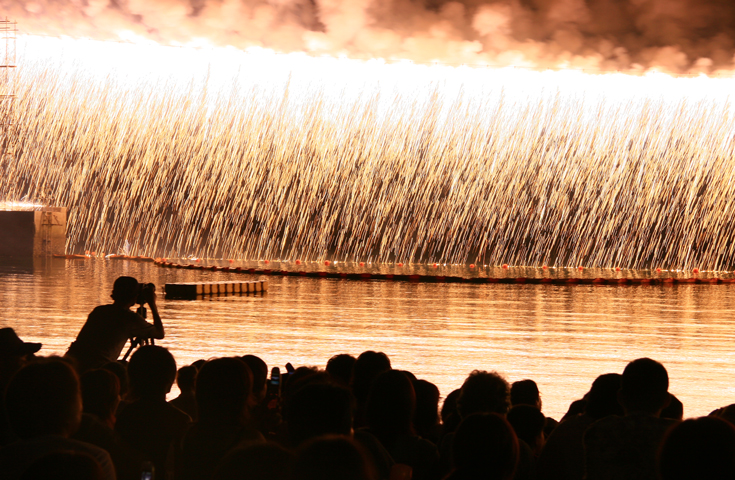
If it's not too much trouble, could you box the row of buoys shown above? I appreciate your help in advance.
[153,261,733,285]
[52,254,160,261]
[49,255,718,280]
[165,280,268,299]
[158,257,717,274]
[274,262,719,274]
[107,255,156,262]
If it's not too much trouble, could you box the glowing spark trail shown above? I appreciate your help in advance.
[1,36,735,269]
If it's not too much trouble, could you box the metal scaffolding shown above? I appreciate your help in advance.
[0,18,16,157]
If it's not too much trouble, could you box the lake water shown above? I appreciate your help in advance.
[3,257,735,420]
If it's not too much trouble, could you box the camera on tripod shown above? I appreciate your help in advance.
[135,283,156,320]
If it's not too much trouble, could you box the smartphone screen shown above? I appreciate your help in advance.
[269,367,280,386]
[141,461,154,480]
[267,366,281,400]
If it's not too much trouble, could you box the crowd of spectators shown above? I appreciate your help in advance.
[3,329,735,480]
[2,277,735,479]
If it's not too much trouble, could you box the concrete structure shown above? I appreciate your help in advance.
[0,207,66,256]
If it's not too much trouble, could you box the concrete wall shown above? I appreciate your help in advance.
[0,207,66,256]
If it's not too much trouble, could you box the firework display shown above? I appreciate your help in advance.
[1,37,734,270]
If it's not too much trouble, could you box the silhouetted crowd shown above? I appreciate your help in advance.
[3,327,735,480]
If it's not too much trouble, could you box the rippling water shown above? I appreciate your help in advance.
[3,258,735,419]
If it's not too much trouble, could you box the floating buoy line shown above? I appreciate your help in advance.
[48,255,735,286]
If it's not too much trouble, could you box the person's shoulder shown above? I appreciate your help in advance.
[543,413,593,449]
[586,414,620,431]
[89,303,134,320]
[59,435,113,458]
[622,413,678,429]
[639,415,680,434]
[554,413,596,432]
[163,401,193,424]
[414,434,438,451]
[60,437,116,479]
[396,433,438,459]
[235,426,265,446]
[87,304,113,318]
[91,304,116,313]
[115,399,150,424]
[0,435,112,463]
[584,415,624,442]
[121,307,143,320]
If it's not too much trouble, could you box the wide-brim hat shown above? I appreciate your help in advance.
[0,328,42,357]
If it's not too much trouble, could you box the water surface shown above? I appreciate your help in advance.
[3,258,735,419]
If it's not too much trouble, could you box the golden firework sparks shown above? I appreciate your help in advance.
[1,36,734,270]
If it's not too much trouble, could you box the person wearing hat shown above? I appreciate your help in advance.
[0,328,41,395]
[0,328,42,357]
[65,276,165,373]
[1,328,42,446]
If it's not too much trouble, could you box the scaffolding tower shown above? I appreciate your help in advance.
[0,18,16,158]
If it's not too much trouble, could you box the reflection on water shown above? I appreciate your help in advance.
[2,258,735,419]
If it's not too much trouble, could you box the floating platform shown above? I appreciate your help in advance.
[165,280,268,299]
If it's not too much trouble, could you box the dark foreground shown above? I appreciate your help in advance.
[2,334,734,480]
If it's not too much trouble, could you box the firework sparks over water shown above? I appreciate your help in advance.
[1,36,735,269]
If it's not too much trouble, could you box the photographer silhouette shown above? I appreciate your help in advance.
[65,276,165,373]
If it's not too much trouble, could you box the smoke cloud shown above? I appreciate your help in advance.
[4,0,735,73]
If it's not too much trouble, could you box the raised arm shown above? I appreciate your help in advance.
[147,291,165,339]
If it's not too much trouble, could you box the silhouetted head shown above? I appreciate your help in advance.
[291,435,377,480]
[452,413,519,480]
[176,365,197,395]
[192,359,207,370]
[511,379,541,408]
[351,351,391,405]
[111,276,140,305]
[441,389,462,435]
[709,404,735,426]
[282,367,329,404]
[241,355,267,401]
[21,451,104,480]
[128,345,177,399]
[366,369,416,439]
[196,357,252,424]
[80,368,120,424]
[326,354,356,386]
[506,405,545,454]
[619,358,669,414]
[5,358,82,438]
[562,399,588,421]
[661,394,684,421]
[286,382,354,446]
[457,370,510,418]
[101,361,129,400]
[213,442,294,480]
[413,379,440,438]
[585,373,624,420]
[658,416,735,480]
